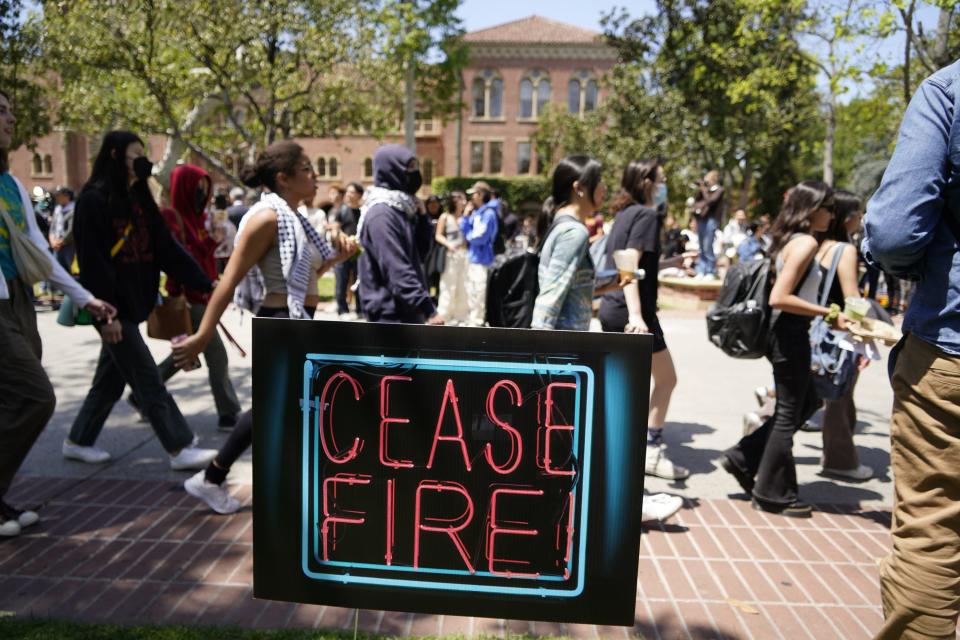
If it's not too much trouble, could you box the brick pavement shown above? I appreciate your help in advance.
[0,475,899,639]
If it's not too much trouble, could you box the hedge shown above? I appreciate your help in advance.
[431,175,550,211]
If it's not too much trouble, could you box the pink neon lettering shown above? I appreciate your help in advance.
[385,478,395,565]
[413,480,476,573]
[426,379,472,471]
[483,380,524,475]
[318,372,363,464]
[320,473,371,561]
[379,375,414,468]
[544,382,577,476]
[487,487,543,578]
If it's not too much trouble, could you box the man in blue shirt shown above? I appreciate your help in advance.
[863,59,960,640]
[461,181,498,326]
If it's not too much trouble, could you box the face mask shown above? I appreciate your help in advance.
[404,169,423,195]
[653,183,668,206]
[133,156,153,182]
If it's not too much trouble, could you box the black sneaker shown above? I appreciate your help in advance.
[751,498,813,518]
[217,413,238,432]
[0,500,39,529]
[720,453,754,494]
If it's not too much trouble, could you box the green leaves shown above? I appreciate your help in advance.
[0,1,51,151]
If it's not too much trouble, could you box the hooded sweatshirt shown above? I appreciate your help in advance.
[161,164,219,304]
[358,144,435,323]
[74,180,212,324]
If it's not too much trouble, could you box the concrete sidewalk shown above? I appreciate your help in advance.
[0,475,893,639]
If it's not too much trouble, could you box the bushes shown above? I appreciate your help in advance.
[431,176,550,212]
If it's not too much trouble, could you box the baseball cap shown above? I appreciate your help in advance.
[466,180,492,195]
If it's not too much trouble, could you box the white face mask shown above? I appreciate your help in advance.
[653,183,668,206]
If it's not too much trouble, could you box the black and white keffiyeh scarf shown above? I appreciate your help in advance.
[238,192,336,319]
[355,186,419,241]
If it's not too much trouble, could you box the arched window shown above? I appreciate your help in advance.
[316,157,327,177]
[568,71,600,116]
[471,70,503,120]
[31,154,43,175]
[520,70,551,120]
[328,157,339,178]
[421,158,434,185]
[43,155,53,175]
[363,157,373,179]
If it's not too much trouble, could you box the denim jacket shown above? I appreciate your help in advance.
[863,60,960,356]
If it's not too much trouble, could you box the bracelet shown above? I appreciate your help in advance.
[824,303,840,323]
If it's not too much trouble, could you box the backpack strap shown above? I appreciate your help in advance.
[535,214,577,256]
[817,242,847,307]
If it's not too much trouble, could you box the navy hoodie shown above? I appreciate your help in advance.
[358,145,436,323]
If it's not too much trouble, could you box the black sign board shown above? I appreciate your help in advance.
[253,320,651,625]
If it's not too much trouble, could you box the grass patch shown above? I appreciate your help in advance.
[0,618,578,640]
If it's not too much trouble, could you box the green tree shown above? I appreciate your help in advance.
[40,0,464,185]
[0,0,50,152]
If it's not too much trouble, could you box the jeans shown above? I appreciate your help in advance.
[465,262,489,326]
[876,335,960,639]
[0,279,56,500]
[155,304,241,418]
[69,320,194,453]
[725,317,819,507]
[696,216,718,276]
[334,259,360,315]
[55,244,75,276]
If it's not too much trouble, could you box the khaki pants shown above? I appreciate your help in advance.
[877,335,960,639]
[0,279,56,500]
[437,249,469,325]
[465,262,488,327]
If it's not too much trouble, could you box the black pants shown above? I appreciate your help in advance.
[726,317,819,507]
[334,259,360,315]
[69,320,194,453]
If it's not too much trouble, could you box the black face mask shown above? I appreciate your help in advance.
[404,169,422,195]
[133,156,153,182]
[196,186,210,213]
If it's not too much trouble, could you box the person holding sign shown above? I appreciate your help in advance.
[173,141,355,514]
[532,154,682,523]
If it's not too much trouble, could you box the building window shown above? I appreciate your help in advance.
[316,156,340,179]
[471,70,503,119]
[362,157,373,179]
[568,72,600,116]
[517,141,532,175]
[520,71,551,120]
[43,155,53,175]
[470,141,484,174]
[421,158,434,185]
[489,142,503,174]
[329,157,339,178]
[31,154,43,176]
[316,157,327,177]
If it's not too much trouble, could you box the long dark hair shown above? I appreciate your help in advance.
[768,180,834,261]
[821,189,861,243]
[538,155,603,239]
[0,89,10,174]
[83,130,159,219]
[240,140,304,192]
[611,159,659,213]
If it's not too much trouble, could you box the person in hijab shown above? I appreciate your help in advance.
[149,164,242,430]
[357,144,443,325]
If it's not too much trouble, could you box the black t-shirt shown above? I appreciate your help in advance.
[336,205,360,236]
[600,204,661,326]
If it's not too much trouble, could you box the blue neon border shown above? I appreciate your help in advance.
[300,353,595,597]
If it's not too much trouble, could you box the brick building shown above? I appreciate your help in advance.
[9,16,615,199]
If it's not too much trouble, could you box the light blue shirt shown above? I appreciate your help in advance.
[863,59,960,355]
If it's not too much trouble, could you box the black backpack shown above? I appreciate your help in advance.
[706,258,773,359]
[485,218,565,328]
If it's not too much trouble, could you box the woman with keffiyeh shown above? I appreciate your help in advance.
[172,141,355,514]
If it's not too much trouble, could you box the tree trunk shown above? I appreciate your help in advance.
[902,1,915,104]
[823,101,835,187]
[155,94,221,190]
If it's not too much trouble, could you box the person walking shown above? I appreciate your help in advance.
[172,140,352,514]
[814,189,873,482]
[331,182,363,318]
[64,131,218,470]
[150,164,242,431]
[692,170,724,279]
[461,181,498,326]
[864,60,960,639]
[721,181,848,517]
[0,89,116,537]
[435,190,469,325]
[599,160,686,481]
[531,154,682,523]
[49,187,77,275]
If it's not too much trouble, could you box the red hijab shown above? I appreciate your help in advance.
[162,164,218,302]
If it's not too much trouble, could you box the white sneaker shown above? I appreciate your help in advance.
[1,502,39,529]
[821,464,873,482]
[62,439,112,464]
[184,471,240,514]
[753,385,770,407]
[641,493,683,523]
[0,518,20,538]
[742,412,762,436]
[170,447,218,471]
[645,444,690,480]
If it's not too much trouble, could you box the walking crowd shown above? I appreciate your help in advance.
[1,54,960,638]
